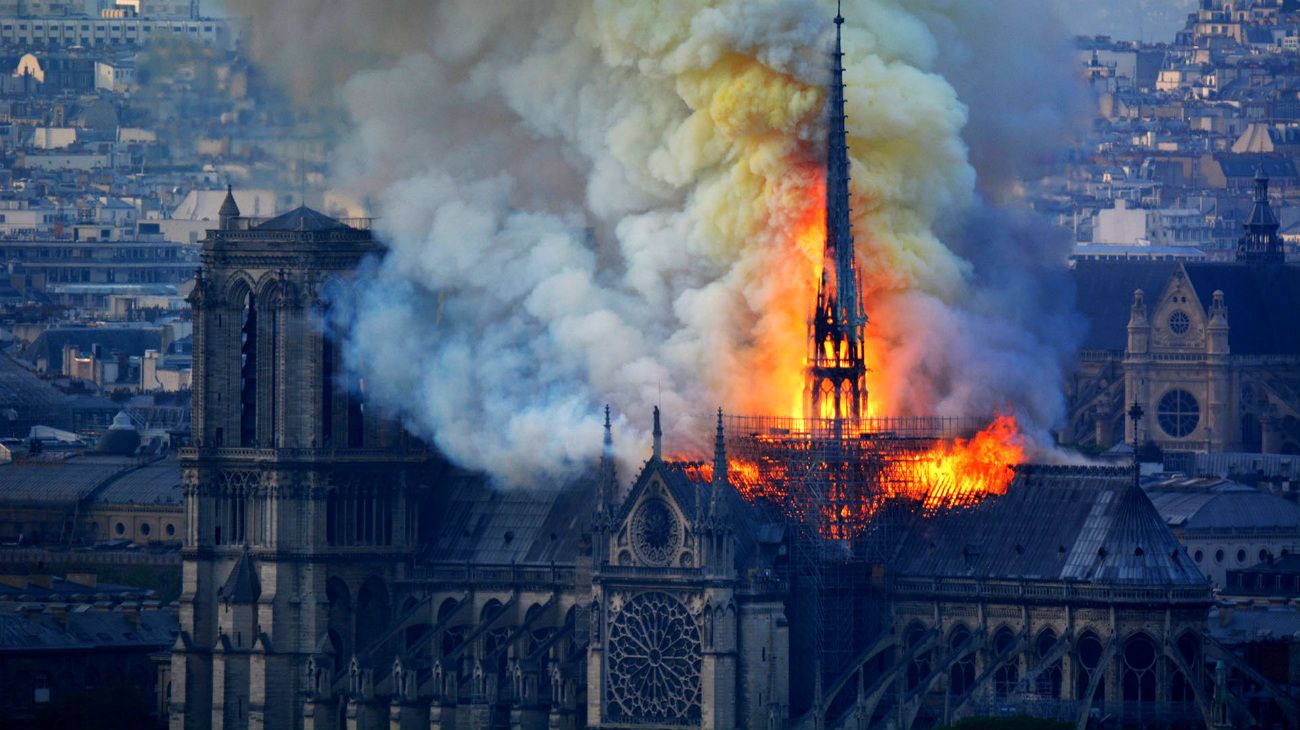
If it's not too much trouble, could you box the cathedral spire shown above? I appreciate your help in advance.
[598,405,615,512]
[805,1,869,424]
[710,408,728,516]
[652,405,662,461]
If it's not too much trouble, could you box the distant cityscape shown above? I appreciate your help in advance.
[0,2,1299,730]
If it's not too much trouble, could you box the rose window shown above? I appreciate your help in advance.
[632,499,680,565]
[605,592,702,726]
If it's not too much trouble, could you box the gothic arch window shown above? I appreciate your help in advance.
[992,626,1019,698]
[318,277,350,448]
[238,288,257,447]
[1170,631,1200,704]
[904,621,931,693]
[355,576,391,656]
[1034,628,1062,698]
[1122,633,1158,703]
[1075,630,1106,702]
[1157,389,1200,439]
[605,592,702,725]
[327,577,352,670]
[948,624,975,697]
[1241,413,1263,451]
[257,281,280,449]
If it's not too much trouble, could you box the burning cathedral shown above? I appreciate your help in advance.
[170,8,1281,730]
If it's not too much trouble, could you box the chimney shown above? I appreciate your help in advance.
[65,573,96,588]
[48,603,69,628]
[1217,599,1236,627]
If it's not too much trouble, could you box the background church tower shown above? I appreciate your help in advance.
[172,202,427,730]
[805,3,869,424]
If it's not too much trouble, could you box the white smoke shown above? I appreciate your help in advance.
[225,0,1087,485]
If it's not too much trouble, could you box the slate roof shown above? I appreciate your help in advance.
[0,455,179,507]
[1213,153,1298,181]
[895,465,1207,587]
[0,455,138,504]
[1069,261,1300,354]
[254,205,352,232]
[21,326,163,371]
[1147,482,1300,531]
[90,459,181,505]
[0,605,176,653]
[1208,604,1300,644]
[0,575,150,602]
[0,354,72,429]
[423,468,592,566]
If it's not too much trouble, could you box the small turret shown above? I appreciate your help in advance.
[1207,289,1229,355]
[1237,170,1283,263]
[1127,289,1150,355]
[218,185,240,231]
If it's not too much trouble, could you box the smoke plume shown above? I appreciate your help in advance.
[225,0,1086,485]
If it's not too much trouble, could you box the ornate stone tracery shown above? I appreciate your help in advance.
[605,591,702,726]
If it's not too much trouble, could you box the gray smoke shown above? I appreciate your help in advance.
[224,0,1088,485]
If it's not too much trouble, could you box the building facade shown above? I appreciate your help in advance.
[169,195,430,730]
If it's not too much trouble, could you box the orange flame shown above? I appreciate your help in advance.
[701,415,1025,539]
[895,414,1026,512]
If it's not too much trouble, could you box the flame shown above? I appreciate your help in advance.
[732,174,890,421]
[895,414,1025,511]
[711,415,1025,539]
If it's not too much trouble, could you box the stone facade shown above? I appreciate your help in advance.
[169,202,428,730]
[1066,260,1300,454]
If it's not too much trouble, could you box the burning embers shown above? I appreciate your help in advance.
[679,415,1026,541]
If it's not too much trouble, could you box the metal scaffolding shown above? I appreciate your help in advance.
[724,415,987,715]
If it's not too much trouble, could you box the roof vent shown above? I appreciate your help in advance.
[1098,547,1108,559]
[504,531,515,544]
[1134,546,1145,556]
[1014,544,1025,555]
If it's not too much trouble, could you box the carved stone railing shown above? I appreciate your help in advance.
[407,563,575,587]
[178,445,429,463]
[891,576,1211,605]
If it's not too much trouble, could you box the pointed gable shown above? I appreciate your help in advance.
[218,552,261,604]
[896,465,1208,588]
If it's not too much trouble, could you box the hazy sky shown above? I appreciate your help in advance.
[1054,0,1199,41]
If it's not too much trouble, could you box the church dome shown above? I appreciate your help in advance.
[94,411,140,456]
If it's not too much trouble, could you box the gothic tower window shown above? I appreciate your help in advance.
[239,291,257,447]
[347,372,364,448]
[321,328,334,446]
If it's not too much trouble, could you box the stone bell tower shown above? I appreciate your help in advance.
[171,196,427,730]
